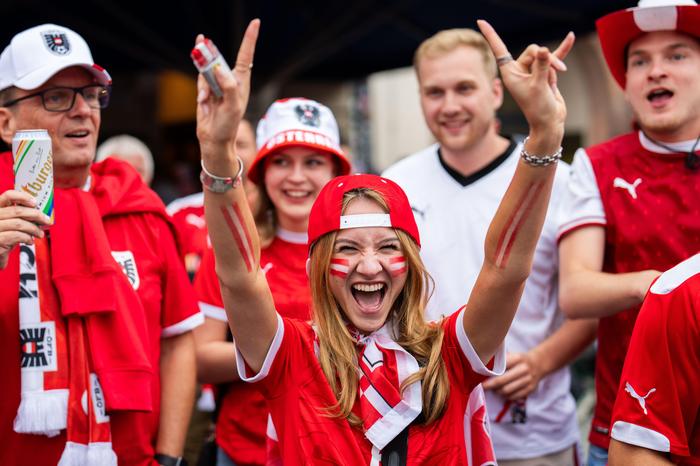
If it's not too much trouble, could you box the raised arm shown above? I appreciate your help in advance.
[464,21,573,364]
[195,19,277,373]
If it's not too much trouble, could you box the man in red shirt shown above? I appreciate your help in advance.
[0,24,202,466]
[557,1,700,464]
[609,254,700,465]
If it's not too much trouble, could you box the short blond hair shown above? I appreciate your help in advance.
[414,28,497,79]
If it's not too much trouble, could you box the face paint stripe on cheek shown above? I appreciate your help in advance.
[330,258,350,278]
[388,255,407,277]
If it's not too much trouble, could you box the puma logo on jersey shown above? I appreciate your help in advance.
[613,177,642,199]
[625,382,656,415]
[262,262,273,275]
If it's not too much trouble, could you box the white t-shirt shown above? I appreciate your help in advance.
[383,142,579,460]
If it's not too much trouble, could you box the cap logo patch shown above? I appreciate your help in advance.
[295,104,320,127]
[42,30,71,55]
[633,6,678,31]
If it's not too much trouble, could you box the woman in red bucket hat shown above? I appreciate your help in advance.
[195,18,573,464]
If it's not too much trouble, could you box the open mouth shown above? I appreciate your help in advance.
[283,189,311,199]
[647,88,673,104]
[65,130,89,138]
[351,283,386,311]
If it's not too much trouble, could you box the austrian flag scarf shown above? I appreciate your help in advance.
[12,185,155,466]
[352,324,422,451]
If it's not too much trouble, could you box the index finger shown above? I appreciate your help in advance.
[0,190,37,208]
[476,19,510,60]
[552,31,575,61]
[234,19,260,72]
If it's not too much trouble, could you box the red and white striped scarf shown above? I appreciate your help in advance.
[351,324,422,451]
[14,238,117,465]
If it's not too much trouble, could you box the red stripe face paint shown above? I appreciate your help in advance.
[330,258,350,278]
[220,203,255,272]
[388,256,407,277]
[493,182,544,269]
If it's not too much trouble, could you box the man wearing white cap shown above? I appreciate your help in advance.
[0,24,202,466]
[557,1,700,464]
[383,28,596,465]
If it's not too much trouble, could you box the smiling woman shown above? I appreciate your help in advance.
[198,18,571,464]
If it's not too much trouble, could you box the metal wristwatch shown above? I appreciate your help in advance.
[200,156,244,193]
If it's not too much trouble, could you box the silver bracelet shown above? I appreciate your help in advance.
[520,137,562,167]
[200,157,244,193]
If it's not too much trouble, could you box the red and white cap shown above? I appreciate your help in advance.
[308,174,421,250]
[596,0,700,88]
[0,23,111,92]
[248,97,351,184]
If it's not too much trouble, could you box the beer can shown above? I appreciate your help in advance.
[191,38,232,98]
[13,129,54,228]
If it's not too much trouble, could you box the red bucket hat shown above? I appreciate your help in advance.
[307,174,420,251]
[247,97,351,185]
[596,0,700,88]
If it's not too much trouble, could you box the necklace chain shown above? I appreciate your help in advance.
[642,132,700,170]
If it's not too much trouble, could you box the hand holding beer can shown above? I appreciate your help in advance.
[191,38,232,98]
[13,130,54,229]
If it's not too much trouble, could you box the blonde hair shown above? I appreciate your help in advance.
[414,28,497,79]
[309,188,449,426]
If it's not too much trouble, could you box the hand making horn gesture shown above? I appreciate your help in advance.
[477,20,574,144]
[196,19,260,173]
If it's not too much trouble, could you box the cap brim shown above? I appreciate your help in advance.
[14,62,112,90]
[247,141,351,185]
[597,5,700,88]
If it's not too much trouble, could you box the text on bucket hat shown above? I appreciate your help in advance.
[596,0,700,88]
[307,174,421,251]
[0,24,112,92]
[247,97,351,184]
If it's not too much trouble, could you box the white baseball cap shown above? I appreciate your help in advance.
[0,23,111,92]
[248,97,350,184]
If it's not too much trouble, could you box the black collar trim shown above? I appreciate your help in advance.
[437,140,517,187]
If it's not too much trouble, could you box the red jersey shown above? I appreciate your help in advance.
[194,231,312,465]
[558,132,700,449]
[611,254,700,464]
[236,308,504,465]
[0,155,202,466]
[166,192,208,273]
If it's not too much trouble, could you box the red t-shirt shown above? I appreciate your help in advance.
[0,155,202,466]
[560,133,700,449]
[166,192,208,273]
[611,254,700,464]
[195,231,312,464]
[237,308,503,465]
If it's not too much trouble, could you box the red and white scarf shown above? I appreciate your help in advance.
[12,186,154,466]
[351,324,422,451]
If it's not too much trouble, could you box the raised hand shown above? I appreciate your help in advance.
[196,19,260,164]
[477,20,573,136]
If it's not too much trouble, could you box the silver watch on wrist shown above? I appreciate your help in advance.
[200,157,244,193]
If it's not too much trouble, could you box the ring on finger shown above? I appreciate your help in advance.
[236,62,253,71]
[496,54,513,67]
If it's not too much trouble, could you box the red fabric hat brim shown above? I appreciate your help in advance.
[247,134,351,185]
[597,5,700,88]
[307,174,420,251]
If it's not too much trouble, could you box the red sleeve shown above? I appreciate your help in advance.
[611,279,700,459]
[193,247,227,321]
[157,218,204,336]
[440,308,506,391]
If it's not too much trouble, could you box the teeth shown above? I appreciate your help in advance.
[285,190,309,198]
[352,283,384,292]
[68,131,88,137]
